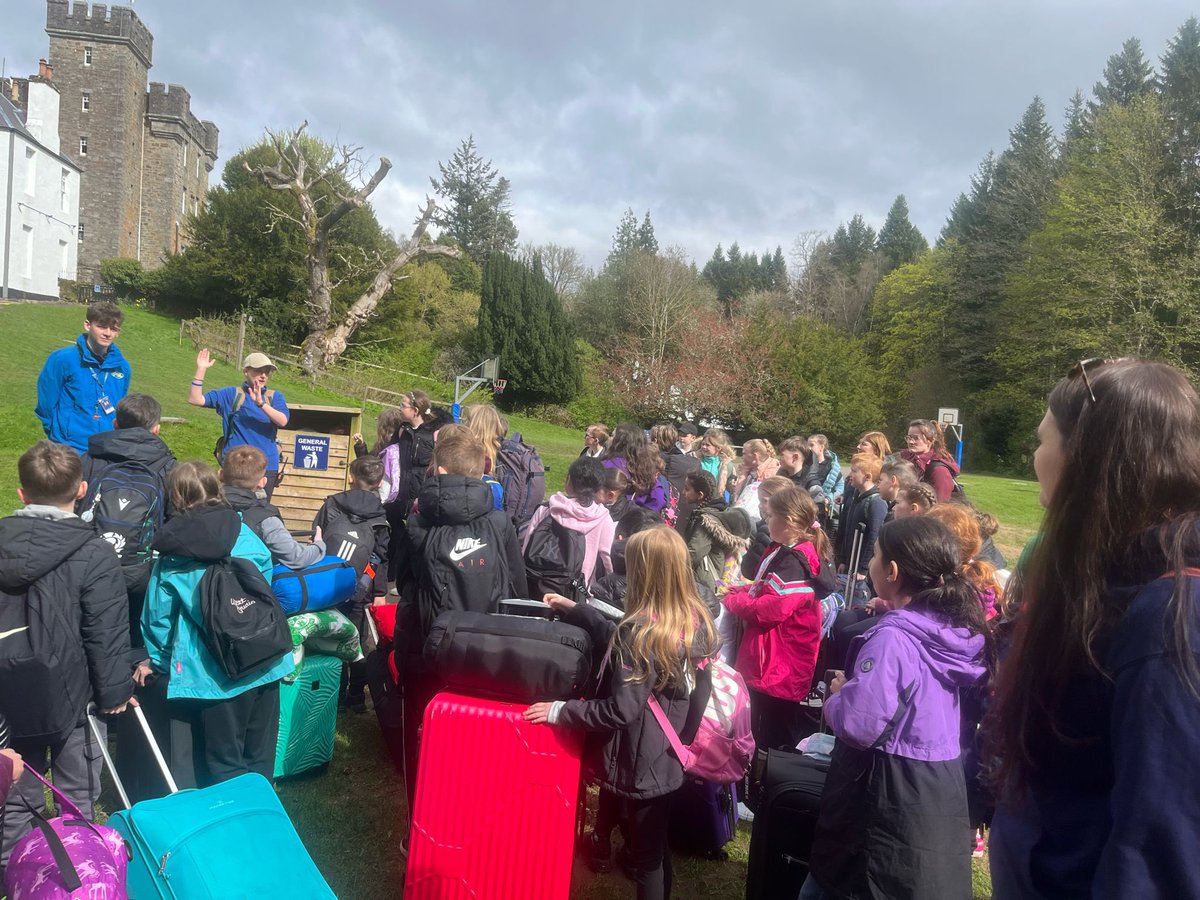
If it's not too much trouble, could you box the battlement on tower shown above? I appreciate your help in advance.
[46,1,153,68]
[146,82,220,158]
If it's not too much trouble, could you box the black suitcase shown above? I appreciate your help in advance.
[746,749,829,900]
[668,776,738,859]
[423,600,593,703]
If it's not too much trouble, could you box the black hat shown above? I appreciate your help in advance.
[678,422,699,436]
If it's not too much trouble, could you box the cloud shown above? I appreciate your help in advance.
[3,0,1196,266]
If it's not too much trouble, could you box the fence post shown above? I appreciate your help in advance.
[234,313,247,369]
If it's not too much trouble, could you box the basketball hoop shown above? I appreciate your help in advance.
[493,379,507,395]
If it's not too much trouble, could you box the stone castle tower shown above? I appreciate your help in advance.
[45,0,218,280]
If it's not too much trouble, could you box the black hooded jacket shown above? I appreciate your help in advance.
[151,504,243,562]
[606,494,660,577]
[314,488,391,596]
[80,427,177,510]
[0,512,134,727]
[555,602,716,800]
[400,475,528,647]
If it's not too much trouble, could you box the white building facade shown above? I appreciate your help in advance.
[1,67,81,301]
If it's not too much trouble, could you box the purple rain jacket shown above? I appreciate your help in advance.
[825,605,987,761]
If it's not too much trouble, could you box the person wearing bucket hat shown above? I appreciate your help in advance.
[188,348,290,497]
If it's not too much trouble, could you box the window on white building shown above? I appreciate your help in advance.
[82,92,91,112]
[84,46,93,66]
[79,136,88,156]
[60,169,69,212]
[22,226,34,278]
[24,148,36,195]
[60,240,70,276]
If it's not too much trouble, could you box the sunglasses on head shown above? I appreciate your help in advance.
[1067,357,1132,403]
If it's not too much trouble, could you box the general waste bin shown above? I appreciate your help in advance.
[272,404,363,533]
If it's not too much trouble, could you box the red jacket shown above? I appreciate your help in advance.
[724,540,822,702]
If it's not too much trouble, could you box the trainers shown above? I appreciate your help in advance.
[584,832,612,874]
[737,801,756,824]
[972,829,985,858]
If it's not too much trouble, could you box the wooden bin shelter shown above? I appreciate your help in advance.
[272,404,363,533]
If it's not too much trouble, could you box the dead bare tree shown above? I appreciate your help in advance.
[246,122,460,373]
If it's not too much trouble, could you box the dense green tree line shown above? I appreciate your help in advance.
[100,17,1200,463]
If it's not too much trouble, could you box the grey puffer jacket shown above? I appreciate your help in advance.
[553,603,714,800]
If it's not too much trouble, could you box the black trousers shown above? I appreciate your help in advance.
[748,687,810,753]
[114,673,198,800]
[626,793,675,900]
[172,681,280,788]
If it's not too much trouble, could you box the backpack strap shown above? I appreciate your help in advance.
[647,693,692,768]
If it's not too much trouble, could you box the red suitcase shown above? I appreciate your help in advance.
[404,691,584,899]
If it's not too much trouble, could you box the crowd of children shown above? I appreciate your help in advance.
[7,313,1199,900]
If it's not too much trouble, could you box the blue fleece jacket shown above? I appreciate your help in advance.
[36,335,131,452]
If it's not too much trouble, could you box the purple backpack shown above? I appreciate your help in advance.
[4,767,128,900]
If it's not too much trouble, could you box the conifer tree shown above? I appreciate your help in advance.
[430,136,519,265]
[1092,37,1155,110]
[476,253,580,404]
[877,195,929,270]
[637,211,659,255]
[949,98,1058,396]
[1159,17,1200,243]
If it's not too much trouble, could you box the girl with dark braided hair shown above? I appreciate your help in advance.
[800,516,991,900]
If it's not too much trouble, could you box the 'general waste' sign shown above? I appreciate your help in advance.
[296,434,330,471]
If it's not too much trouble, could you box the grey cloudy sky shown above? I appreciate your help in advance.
[4,0,1196,268]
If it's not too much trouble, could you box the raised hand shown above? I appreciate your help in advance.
[196,348,216,370]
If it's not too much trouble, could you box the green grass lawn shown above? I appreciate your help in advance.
[4,301,1018,898]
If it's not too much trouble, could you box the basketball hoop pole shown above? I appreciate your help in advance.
[454,357,501,421]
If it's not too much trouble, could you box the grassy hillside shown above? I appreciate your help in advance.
[1,301,1024,898]
[0,303,585,503]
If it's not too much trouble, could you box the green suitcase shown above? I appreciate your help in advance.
[275,653,342,778]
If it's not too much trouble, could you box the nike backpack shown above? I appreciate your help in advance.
[80,459,164,594]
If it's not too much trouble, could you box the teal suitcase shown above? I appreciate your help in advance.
[89,706,335,898]
[276,653,342,778]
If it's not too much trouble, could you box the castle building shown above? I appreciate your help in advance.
[0,62,81,300]
[45,0,218,281]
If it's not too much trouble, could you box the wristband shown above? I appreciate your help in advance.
[256,400,266,408]
[191,379,204,387]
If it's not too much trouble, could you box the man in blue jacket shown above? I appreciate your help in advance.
[35,301,131,453]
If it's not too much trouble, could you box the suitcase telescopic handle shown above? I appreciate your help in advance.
[86,701,179,809]
[498,598,556,620]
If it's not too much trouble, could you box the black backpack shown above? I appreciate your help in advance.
[523,515,587,602]
[195,557,292,681]
[0,576,89,744]
[412,525,513,639]
[323,509,388,579]
[81,459,163,591]
[495,433,547,534]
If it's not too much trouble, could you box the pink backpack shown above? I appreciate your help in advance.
[647,657,755,785]
[5,766,128,900]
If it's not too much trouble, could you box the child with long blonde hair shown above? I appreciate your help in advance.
[724,485,830,752]
[525,527,718,900]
